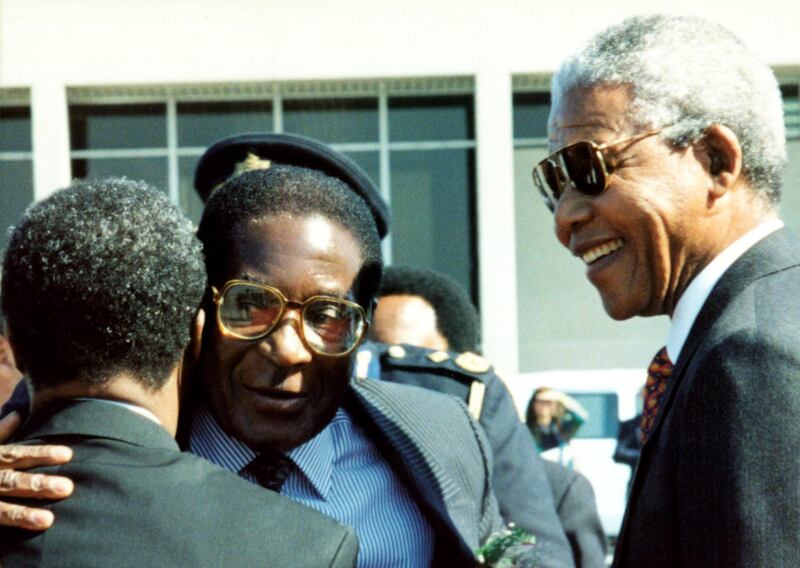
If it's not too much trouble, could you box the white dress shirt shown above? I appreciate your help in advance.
[666,218,783,362]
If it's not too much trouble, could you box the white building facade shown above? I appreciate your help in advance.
[2,5,799,518]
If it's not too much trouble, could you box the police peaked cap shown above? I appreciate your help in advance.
[193,132,390,239]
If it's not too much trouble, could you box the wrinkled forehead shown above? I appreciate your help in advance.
[548,84,636,151]
[223,214,364,288]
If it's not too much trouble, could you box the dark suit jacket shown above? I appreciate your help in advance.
[614,228,800,567]
[542,461,607,568]
[371,341,575,568]
[346,377,504,566]
[0,399,358,568]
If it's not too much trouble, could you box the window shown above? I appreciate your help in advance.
[567,393,619,439]
[68,80,478,300]
[0,99,34,253]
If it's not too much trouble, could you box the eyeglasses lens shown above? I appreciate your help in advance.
[219,284,283,338]
[303,301,365,355]
[219,283,364,354]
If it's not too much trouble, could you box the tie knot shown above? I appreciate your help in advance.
[243,451,294,492]
[648,346,673,380]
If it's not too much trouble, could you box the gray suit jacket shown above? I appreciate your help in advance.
[0,399,358,568]
[371,341,575,567]
[614,228,800,567]
[346,377,504,566]
[542,461,606,568]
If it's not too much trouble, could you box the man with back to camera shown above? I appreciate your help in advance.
[0,178,358,567]
[371,265,607,568]
[534,14,800,566]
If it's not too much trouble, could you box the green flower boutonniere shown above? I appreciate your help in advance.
[476,524,539,568]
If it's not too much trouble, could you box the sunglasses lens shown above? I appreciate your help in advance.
[219,284,283,338]
[303,300,365,355]
[561,142,606,196]
[532,160,560,211]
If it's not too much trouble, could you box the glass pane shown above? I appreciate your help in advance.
[0,160,34,253]
[568,393,619,439]
[70,104,166,149]
[513,145,669,372]
[389,149,475,300]
[71,158,168,193]
[782,84,799,138]
[179,155,205,225]
[177,101,273,148]
[283,98,378,143]
[779,139,800,233]
[389,96,474,142]
[513,92,550,139]
[340,151,380,192]
[0,107,32,152]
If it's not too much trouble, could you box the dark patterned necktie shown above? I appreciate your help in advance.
[243,452,294,492]
[640,346,674,444]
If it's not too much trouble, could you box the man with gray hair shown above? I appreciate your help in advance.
[533,14,798,567]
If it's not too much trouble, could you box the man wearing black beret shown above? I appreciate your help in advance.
[192,132,577,567]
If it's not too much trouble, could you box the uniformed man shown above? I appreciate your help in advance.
[369,264,606,568]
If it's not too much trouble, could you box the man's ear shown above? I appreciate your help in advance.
[700,124,743,198]
[179,309,206,395]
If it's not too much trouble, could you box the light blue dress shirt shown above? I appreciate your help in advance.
[189,404,434,568]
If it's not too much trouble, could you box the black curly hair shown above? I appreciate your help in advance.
[1,178,206,390]
[197,166,383,309]
[378,265,480,353]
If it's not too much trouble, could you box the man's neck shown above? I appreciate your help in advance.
[32,371,180,436]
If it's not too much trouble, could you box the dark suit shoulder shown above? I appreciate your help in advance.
[0,409,357,568]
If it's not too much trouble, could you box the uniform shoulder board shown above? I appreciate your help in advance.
[454,351,491,374]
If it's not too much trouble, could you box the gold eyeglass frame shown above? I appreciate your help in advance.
[212,279,370,357]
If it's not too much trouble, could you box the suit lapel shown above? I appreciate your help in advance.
[646,228,799,448]
[616,228,800,563]
[344,379,474,557]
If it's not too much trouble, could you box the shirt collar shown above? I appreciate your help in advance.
[286,410,351,500]
[667,219,783,362]
[188,404,256,473]
[73,397,161,425]
[189,403,348,501]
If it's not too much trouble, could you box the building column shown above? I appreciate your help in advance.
[474,70,519,375]
[31,82,71,200]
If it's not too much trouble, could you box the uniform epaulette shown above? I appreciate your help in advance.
[379,344,495,420]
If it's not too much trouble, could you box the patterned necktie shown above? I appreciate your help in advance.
[243,451,294,492]
[639,346,674,444]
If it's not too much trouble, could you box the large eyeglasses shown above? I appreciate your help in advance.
[212,280,369,357]
[532,129,664,212]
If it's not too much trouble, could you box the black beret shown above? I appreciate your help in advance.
[193,132,389,239]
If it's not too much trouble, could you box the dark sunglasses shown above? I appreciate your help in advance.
[212,280,369,357]
[532,129,664,212]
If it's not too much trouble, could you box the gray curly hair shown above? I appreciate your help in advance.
[1,178,206,390]
[551,14,787,204]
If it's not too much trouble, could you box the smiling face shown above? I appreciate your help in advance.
[550,85,720,320]
[200,213,364,453]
